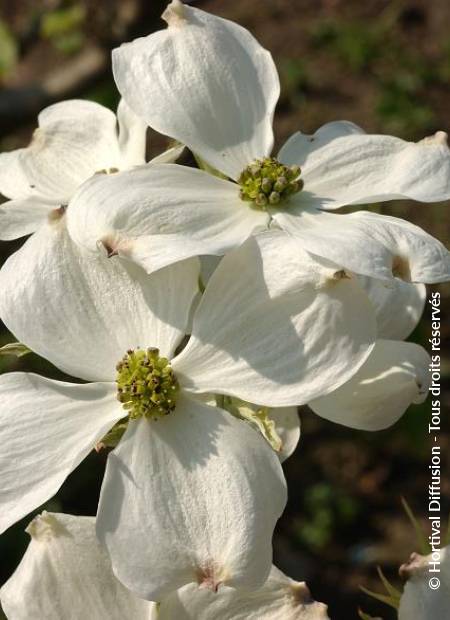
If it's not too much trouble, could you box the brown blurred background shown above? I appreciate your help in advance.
[0,1,449,618]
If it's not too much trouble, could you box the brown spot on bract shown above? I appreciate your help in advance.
[392,255,411,281]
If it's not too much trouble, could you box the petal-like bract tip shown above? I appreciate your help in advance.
[162,0,188,27]
[399,552,428,580]
[289,581,330,617]
[320,268,352,288]
[420,130,449,148]
[392,255,411,281]
[25,511,66,542]
[196,562,226,592]
[290,580,313,603]
[98,236,120,258]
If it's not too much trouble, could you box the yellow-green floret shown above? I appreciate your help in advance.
[238,157,303,209]
[116,347,179,419]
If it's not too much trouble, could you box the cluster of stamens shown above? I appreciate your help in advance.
[116,347,179,419]
[238,157,303,209]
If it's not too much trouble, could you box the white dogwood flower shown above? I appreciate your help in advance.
[398,547,450,620]
[159,565,330,619]
[0,98,182,242]
[0,512,158,620]
[0,228,378,600]
[66,0,450,283]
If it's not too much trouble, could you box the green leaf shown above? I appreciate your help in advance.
[53,31,84,55]
[376,566,402,602]
[40,5,86,55]
[0,20,18,78]
[359,586,399,610]
[401,496,430,555]
[359,564,401,613]
[0,342,32,358]
[41,5,86,38]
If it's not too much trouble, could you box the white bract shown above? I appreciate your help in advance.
[0,512,158,620]
[358,276,426,340]
[0,99,142,241]
[200,255,426,343]
[185,241,429,434]
[272,407,301,462]
[197,259,430,430]
[66,0,450,283]
[159,565,330,619]
[309,340,430,431]
[0,98,182,243]
[0,227,382,600]
[398,547,450,620]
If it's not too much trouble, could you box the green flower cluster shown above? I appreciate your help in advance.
[238,157,303,209]
[116,347,179,419]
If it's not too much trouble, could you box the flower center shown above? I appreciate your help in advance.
[238,157,303,209]
[116,347,179,420]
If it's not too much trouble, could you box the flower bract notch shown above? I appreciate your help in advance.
[48,205,67,223]
[162,0,188,27]
[25,511,68,541]
[116,347,179,420]
[238,157,303,209]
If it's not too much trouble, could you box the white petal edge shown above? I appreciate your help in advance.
[173,230,376,406]
[159,564,330,620]
[0,197,56,240]
[0,100,121,202]
[399,547,450,620]
[358,275,426,340]
[150,143,185,164]
[117,98,147,168]
[66,164,268,274]
[0,374,121,534]
[279,124,450,208]
[112,1,280,180]
[0,512,156,620]
[200,255,222,288]
[273,207,450,283]
[96,393,287,601]
[309,340,430,430]
[272,407,301,463]
[0,221,199,381]
[278,120,366,166]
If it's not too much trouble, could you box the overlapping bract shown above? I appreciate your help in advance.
[0,0,448,617]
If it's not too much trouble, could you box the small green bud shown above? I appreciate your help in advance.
[261,178,272,193]
[269,191,281,205]
[255,193,268,207]
[289,164,301,178]
[274,176,287,192]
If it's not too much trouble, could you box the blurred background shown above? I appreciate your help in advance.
[0,1,449,618]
